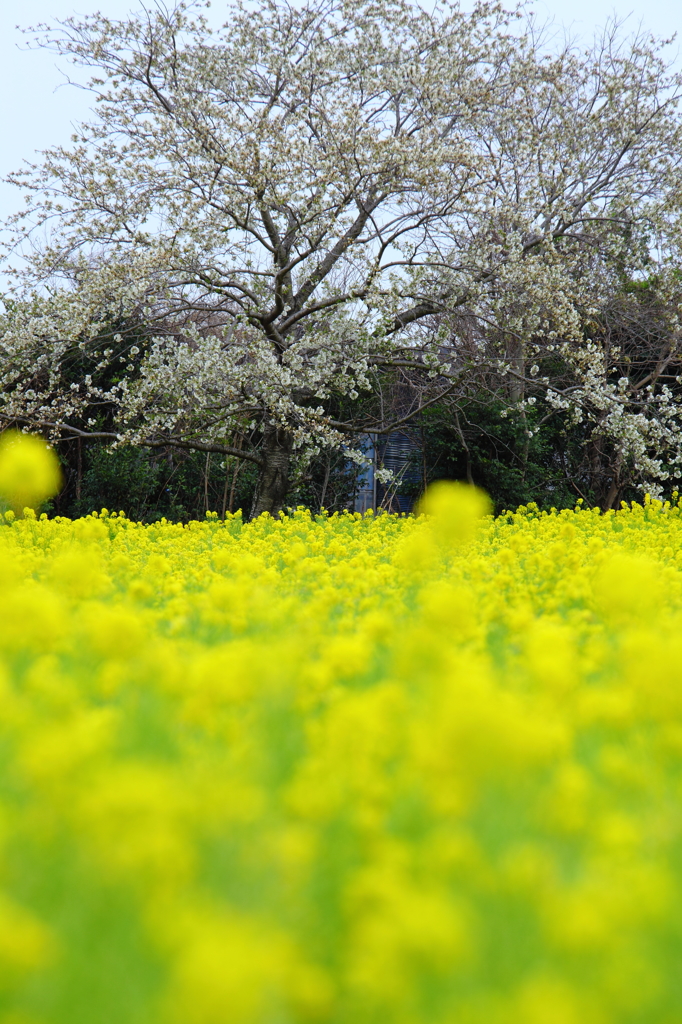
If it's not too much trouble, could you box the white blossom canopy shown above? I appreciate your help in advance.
[2,0,682,508]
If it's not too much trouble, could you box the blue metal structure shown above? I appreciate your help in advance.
[354,431,422,513]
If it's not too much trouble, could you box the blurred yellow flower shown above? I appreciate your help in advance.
[0,431,62,512]
[418,479,492,546]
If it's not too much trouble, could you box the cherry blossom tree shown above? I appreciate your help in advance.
[2,0,682,512]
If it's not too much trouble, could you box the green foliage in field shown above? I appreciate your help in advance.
[1,488,682,1023]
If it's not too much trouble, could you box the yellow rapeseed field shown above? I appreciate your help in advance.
[1,436,682,1023]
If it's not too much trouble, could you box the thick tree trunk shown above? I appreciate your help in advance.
[250,425,293,518]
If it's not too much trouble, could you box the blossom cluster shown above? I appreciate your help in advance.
[1,490,682,1022]
[3,0,682,495]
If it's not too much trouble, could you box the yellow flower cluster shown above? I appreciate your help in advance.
[1,486,682,1024]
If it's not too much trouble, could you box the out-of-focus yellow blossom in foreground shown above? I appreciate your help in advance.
[417,479,492,546]
[0,431,62,512]
[1,484,682,1024]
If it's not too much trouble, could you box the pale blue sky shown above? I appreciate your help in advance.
[0,0,680,229]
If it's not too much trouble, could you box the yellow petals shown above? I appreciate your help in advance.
[0,896,55,981]
[418,479,492,547]
[0,499,680,1021]
[0,432,61,513]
